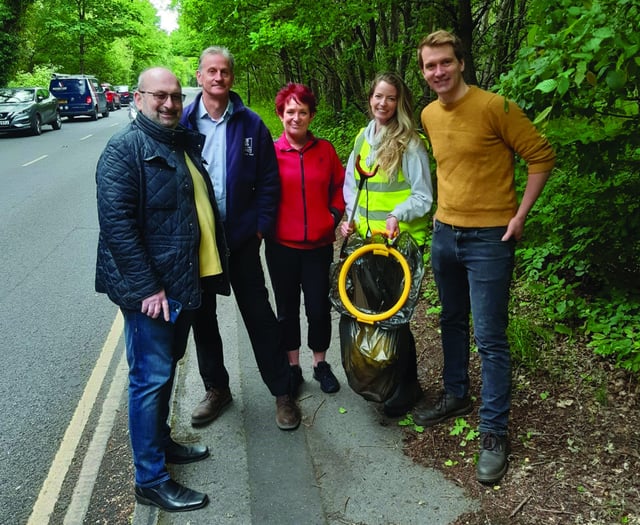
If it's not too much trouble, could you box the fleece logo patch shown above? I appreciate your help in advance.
[243,138,254,156]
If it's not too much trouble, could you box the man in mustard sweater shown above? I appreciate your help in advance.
[413,30,556,484]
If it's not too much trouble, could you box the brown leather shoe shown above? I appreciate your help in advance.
[191,387,232,427]
[275,395,301,430]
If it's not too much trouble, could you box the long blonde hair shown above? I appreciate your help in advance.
[368,72,416,179]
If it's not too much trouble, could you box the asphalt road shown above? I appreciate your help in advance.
[0,105,130,525]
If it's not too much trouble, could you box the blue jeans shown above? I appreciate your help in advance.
[122,308,194,487]
[431,220,515,434]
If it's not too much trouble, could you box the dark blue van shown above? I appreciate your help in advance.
[49,74,109,120]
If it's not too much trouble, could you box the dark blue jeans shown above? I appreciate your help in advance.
[122,308,194,486]
[431,220,515,434]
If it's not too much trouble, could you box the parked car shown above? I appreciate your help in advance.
[128,101,137,121]
[101,83,121,111]
[115,85,131,105]
[49,74,109,120]
[0,86,62,135]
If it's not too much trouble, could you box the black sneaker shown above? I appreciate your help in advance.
[413,391,472,427]
[290,365,304,398]
[313,361,340,393]
[476,432,509,484]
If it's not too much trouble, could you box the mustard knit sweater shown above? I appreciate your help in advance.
[421,86,556,227]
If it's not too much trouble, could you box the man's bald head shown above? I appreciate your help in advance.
[134,67,183,128]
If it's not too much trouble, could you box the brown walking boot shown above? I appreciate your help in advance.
[275,394,301,430]
[190,387,232,427]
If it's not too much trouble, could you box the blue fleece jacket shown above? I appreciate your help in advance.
[180,91,279,250]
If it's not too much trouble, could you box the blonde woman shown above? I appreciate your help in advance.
[340,72,433,417]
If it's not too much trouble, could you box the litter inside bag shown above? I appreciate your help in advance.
[330,231,424,327]
[339,315,412,402]
[330,232,424,402]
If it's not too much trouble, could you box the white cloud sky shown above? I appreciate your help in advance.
[150,0,178,33]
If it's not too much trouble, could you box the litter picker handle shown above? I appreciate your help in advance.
[339,155,379,259]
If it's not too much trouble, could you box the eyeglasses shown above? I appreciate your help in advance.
[138,90,186,103]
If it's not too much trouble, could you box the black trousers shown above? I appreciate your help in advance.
[264,241,333,354]
[193,236,291,397]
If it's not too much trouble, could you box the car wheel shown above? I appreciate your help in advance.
[91,107,98,121]
[102,108,110,118]
[31,114,42,136]
[51,112,62,130]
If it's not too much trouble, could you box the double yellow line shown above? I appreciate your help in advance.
[27,312,126,525]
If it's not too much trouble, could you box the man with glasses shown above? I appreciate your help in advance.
[180,46,301,431]
[96,67,229,511]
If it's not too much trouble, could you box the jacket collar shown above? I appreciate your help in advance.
[183,90,247,132]
[134,111,204,150]
[275,131,318,153]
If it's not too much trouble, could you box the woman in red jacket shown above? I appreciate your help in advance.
[266,83,345,395]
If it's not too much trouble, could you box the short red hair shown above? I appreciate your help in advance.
[275,83,317,116]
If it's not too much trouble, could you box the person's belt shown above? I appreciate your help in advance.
[435,219,476,231]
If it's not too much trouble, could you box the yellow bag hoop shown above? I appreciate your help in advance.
[337,243,412,324]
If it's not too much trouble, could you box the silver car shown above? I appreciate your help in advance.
[0,87,62,135]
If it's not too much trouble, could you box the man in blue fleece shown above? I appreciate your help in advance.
[180,46,301,431]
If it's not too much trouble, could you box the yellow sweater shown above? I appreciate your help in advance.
[421,86,556,227]
[184,153,222,277]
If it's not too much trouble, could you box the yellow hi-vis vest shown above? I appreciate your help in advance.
[353,131,428,245]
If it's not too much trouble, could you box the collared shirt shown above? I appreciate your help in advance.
[198,97,234,220]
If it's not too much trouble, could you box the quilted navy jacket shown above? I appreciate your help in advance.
[180,91,280,250]
[95,112,230,311]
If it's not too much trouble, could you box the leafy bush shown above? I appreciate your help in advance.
[312,104,368,162]
[498,0,640,373]
[9,64,56,87]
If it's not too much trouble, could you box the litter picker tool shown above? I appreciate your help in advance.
[339,154,378,259]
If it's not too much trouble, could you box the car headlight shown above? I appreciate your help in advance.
[13,110,30,123]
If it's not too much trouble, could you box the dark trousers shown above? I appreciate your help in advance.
[264,241,333,353]
[431,220,515,433]
[193,236,291,397]
[397,324,418,383]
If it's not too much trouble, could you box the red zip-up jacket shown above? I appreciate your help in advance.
[272,132,345,249]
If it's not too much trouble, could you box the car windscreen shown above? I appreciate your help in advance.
[50,79,88,95]
[0,88,35,103]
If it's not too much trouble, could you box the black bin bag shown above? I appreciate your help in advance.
[330,232,424,402]
[338,314,412,402]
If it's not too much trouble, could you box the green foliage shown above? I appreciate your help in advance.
[8,64,54,87]
[508,311,551,370]
[497,0,640,374]
[398,414,424,433]
[583,296,640,372]
[178,0,439,113]
[0,0,36,85]
[249,100,280,139]
[449,418,479,447]
[312,105,368,163]
[12,0,172,85]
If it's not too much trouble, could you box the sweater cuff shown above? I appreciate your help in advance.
[329,207,342,227]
